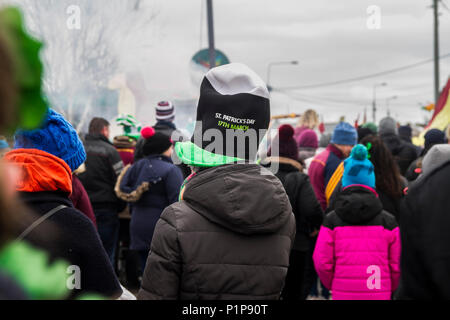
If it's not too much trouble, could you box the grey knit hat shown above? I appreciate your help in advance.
[378,117,397,135]
[421,144,450,177]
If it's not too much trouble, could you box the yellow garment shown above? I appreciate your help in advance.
[325,162,344,206]
[416,87,450,147]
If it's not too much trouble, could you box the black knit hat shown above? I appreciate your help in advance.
[424,128,445,151]
[190,63,271,161]
[141,127,172,156]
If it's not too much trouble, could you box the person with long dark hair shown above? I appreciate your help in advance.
[358,135,405,220]
[327,135,405,221]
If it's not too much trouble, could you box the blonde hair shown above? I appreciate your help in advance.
[297,109,319,129]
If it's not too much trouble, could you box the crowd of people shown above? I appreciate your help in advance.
[1,6,450,301]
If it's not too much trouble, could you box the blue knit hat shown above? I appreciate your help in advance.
[342,144,375,189]
[331,122,357,146]
[14,109,86,172]
[0,139,9,150]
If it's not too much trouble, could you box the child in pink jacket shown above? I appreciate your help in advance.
[313,144,401,300]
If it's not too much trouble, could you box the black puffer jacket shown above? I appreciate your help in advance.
[262,157,323,251]
[78,134,125,211]
[380,133,417,176]
[137,164,296,300]
[328,181,403,221]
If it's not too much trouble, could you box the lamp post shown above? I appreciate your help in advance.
[372,82,387,123]
[267,60,299,92]
[206,0,215,69]
[385,95,398,117]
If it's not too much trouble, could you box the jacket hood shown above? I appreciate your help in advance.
[182,164,293,235]
[113,135,136,149]
[260,156,303,173]
[334,186,382,224]
[380,133,403,154]
[4,149,72,194]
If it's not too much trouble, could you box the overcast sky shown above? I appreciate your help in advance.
[7,0,450,127]
[141,0,450,125]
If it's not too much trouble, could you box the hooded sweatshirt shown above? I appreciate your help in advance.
[137,164,296,300]
[313,186,401,300]
[380,133,417,176]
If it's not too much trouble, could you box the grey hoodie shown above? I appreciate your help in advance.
[137,164,296,300]
[419,144,450,180]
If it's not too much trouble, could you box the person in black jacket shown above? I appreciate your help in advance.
[78,117,126,265]
[396,144,450,299]
[262,124,324,300]
[5,109,122,298]
[378,117,417,176]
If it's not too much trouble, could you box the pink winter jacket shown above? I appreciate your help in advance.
[313,186,401,300]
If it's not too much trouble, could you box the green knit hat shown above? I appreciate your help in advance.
[0,7,48,134]
[115,114,142,140]
[361,122,378,134]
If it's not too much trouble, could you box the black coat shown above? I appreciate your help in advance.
[19,191,122,298]
[380,133,418,176]
[78,134,125,211]
[262,157,323,251]
[396,160,450,299]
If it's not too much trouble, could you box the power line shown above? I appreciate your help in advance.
[273,52,450,91]
[276,89,434,111]
[441,0,450,13]
[199,0,204,49]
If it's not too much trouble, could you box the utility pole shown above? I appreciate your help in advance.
[206,0,216,69]
[372,82,387,123]
[433,0,440,104]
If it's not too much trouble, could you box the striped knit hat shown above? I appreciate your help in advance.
[156,101,175,122]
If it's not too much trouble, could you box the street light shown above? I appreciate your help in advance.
[267,60,299,92]
[372,82,387,123]
[385,95,398,117]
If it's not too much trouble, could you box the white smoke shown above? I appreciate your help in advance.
[1,0,161,132]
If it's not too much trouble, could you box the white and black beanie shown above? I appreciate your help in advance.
[156,101,175,122]
[191,63,271,161]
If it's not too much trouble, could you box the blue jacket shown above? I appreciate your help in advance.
[118,155,184,250]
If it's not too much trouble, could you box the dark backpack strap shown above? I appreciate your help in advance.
[17,205,67,241]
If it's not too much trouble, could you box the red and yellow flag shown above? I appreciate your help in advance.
[414,78,450,146]
[427,78,450,130]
